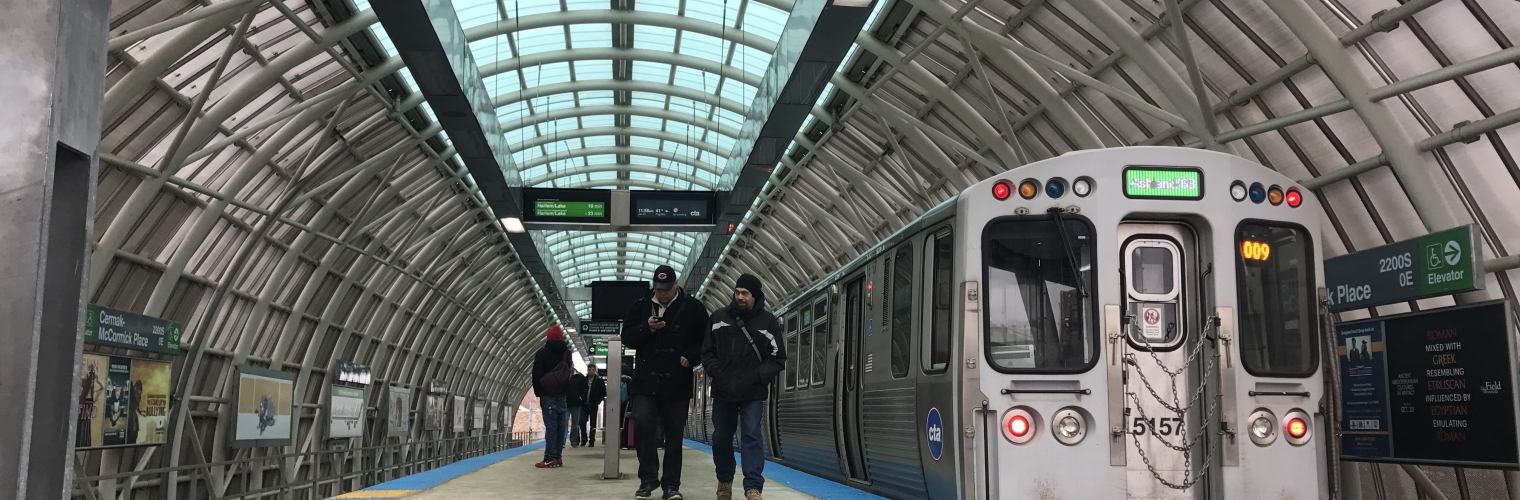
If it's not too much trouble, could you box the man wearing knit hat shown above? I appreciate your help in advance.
[531,325,574,468]
[622,265,709,500]
[701,274,785,500]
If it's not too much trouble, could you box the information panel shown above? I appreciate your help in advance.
[522,188,612,224]
[1325,224,1483,312]
[628,190,715,225]
[1122,166,1202,200]
[85,304,183,355]
[1338,301,1519,468]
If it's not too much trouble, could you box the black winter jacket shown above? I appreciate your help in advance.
[531,340,570,397]
[566,373,588,407]
[701,301,786,402]
[621,288,709,397]
[586,375,607,407]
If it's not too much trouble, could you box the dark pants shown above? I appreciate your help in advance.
[632,394,690,491]
[579,405,599,445]
[569,406,585,445]
[541,396,569,460]
[712,399,766,492]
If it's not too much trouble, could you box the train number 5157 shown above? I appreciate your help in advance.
[1131,416,1184,436]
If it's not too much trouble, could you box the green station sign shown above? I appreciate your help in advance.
[533,200,605,218]
[1325,224,1484,312]
[84,304,183,355]
[1123,166,1202,200]
[593,343,609,356]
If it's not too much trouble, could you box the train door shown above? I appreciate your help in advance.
[837,276,869,482]
[918,228,958,499]
[1116,222,1217,499]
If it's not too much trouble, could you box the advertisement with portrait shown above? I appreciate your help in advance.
[387,386,411,437]
[452,396,467,433]
[234,365,295,447]
[75,354,171,449]
[424,395,441,431]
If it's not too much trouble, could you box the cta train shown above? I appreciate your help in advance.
[687,147,1329,499]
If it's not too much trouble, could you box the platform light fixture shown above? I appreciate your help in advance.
[501,217,525,233]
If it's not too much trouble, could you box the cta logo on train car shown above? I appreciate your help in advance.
[926,407,944,461]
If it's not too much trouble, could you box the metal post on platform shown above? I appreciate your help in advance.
[603,338,622,479]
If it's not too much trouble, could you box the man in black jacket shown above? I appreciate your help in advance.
[566,369,588,446]
[701,274,785,500]
[582,367,607,446]
[531,325,572,468]
[623,265,709,500]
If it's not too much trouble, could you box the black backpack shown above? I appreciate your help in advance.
[540,357,573,396]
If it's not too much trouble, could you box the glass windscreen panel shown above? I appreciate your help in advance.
[890,246,914,378]
[1237,223,1317,376]
[928,232,953,372]
[785,315,798,389]
[983,218,1096,372]
[813,298,828,387]
[1131,247,1176,296]
[798,306,812,389]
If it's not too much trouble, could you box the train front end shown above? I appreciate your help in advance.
[957,147,1327,499]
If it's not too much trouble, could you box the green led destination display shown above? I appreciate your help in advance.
[533,200,606,218]
[1124,167,1203,200]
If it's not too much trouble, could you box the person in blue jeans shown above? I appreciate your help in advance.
[701,274,786,500]
[531,325,573,468]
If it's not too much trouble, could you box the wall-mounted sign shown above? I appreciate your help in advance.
[234,366,295,447]
[472,401,486,432]
[489,401,500,432]
[76,355,170,449]
[1325,224,1483,312]
[429,380,448,394]
[84,305,182,355]
[580,321,622,335]
[387,386,411,437]
[329,386,365,438]
[423,395,441,431]
[1122,166,1202,200]
[522,188,612,224]
[1338,301,1519,468]
[452,396,467,433]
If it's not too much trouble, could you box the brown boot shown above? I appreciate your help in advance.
[716,482,732,500]
[744,489,762,500]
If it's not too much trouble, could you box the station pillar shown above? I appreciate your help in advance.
[0,0,108,498]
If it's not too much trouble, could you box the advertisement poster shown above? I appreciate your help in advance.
[76,354,171,449]
[472,401,486,432]
[489,402,500,431]
[1338,322,1391,458]
[234,365,295,447]
[424,395,441,431]
[328,385,365,439]
[452,396,467,433]
[387,386,411,437]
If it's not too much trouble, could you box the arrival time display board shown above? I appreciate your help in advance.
[533,200,605,218]
[1338,301,1520,469]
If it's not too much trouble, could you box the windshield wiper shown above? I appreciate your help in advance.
[1046,207,1089,298]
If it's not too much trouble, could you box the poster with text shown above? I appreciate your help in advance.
[489,402,500,431]
[387,386,411,437]
[423,395,440,431]
[472,401,486,432]
[452,396,467,433]
[234,366,295,447]
[328,385,365,439]
[76,355,171,449]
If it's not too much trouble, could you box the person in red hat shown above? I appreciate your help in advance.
[531,325,574,468]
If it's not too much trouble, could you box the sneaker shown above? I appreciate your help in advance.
[744,489,762,500]
[534,458,562,468]
[661,489,684,500]
[716,482,732,500]
[634,486,656,499]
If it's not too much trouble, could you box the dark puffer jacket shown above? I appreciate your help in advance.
[531,339,570,397]
[621,288,710,397]
[566,372,588,407]
[701,300,786,402]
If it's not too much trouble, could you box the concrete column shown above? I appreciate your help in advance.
[0,0,108,498]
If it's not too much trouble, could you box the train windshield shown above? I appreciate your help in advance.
[1237,222,1317,377]
[982,217,1096,372]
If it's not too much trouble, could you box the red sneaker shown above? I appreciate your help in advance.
[534,458,563,468]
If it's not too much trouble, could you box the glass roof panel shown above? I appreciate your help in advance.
[515,26,568,56]
[633,25,678,53]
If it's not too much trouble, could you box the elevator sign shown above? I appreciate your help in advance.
[1324,225,1483,312]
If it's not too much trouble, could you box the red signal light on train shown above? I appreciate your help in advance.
[1007,414,1031,438]
[1285,189,1302,208]
[992,181,1012,201]
[1286,417,1308,439]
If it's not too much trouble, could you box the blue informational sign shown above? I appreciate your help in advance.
[1338,322,1392,459]
[926,407,944,461]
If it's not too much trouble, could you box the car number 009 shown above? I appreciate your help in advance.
[1131,416,1184,436]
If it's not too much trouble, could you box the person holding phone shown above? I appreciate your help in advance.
[622,265,709,500]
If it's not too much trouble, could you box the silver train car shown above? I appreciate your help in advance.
[688,147,1329,499]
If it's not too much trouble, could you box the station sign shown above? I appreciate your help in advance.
[580,321,622,335]
[1324,224,1483,312]
[1337,300,1519,468]
[84,304,183,355]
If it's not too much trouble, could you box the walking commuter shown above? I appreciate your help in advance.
[701,274,786,500]
[623,265,709,500]
[567,368,588,447]
[582,367,607,446]
[531,325,575,468]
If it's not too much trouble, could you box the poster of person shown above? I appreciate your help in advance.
[423,395,441,431]
[234,365,295,447]
[387,386,411,437]
[76,354,172,450]
[328,385,365,439]
[452,395,467,433]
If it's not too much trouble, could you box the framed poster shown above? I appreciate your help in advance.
[234,365,295,447]
[472,401,486,432]
[489,402,500,431]
[423,395,441,431]
[452,396,467,433]
[328,385,365,439]
[76,355,171,449]
[387,386,411,437]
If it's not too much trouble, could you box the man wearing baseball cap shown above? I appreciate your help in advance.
[622,265,709,500]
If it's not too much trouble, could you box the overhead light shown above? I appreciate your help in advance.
[501,217,525,233]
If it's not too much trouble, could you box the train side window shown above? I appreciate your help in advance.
[924,231,953,373]
[785,314,798,391]
[1236,222,1317,377]
[982,217,1097,372]
[799,305,813,390]
[890,245,914,378]
[813,298,829,387]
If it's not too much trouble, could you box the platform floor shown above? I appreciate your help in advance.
[332,439,886,500]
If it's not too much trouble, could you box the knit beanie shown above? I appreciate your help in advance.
[735,274,764,300]
[545,325,564,341]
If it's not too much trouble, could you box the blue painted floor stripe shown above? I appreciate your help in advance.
[363,442,546,491]
[683,440,887,500]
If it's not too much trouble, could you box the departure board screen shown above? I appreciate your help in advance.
[1123,167,1203,200]
[534,200,605,218]
[522,188,612,224]
[629,190,715,225]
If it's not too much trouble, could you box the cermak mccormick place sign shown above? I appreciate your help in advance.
[84,304,183,355]
[1324,224,1484,312]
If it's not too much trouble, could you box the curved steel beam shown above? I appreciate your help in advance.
[494,79,747,116]
[482,47,761,88]
[502,104,740,138]
[547,235,697,256]
[524,164,719,190]
[511,126,730,158]
[548,178,683,190]
[463,10,778,52]
[519,145,719,172]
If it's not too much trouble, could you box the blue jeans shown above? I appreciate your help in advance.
[711,399,766,492]
[541,396,569,460]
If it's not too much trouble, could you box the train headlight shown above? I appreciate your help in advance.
[1248,409,1278,446]
[1051,407,1087,446]
[1001,407,1038,444]
[1284,409,1312,446]
[1230,181,1248,202]
[1072,177,1093,197]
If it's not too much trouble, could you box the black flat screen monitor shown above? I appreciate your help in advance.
[628,190,715,225]
[523,188,613,224]
[591,281,649,321]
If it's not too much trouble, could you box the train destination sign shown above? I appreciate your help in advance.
[84,304,183,355]
[1122,166,1202,200]
[1338,301,1519,468]
[1324,224,1483,312]
[533,200,605,218]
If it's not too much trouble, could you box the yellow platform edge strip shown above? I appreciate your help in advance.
[330,489,417,498]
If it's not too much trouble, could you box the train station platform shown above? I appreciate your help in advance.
[329,440,884,500]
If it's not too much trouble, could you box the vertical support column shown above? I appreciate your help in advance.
[603,338,623,479]
[0,1,108,498]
